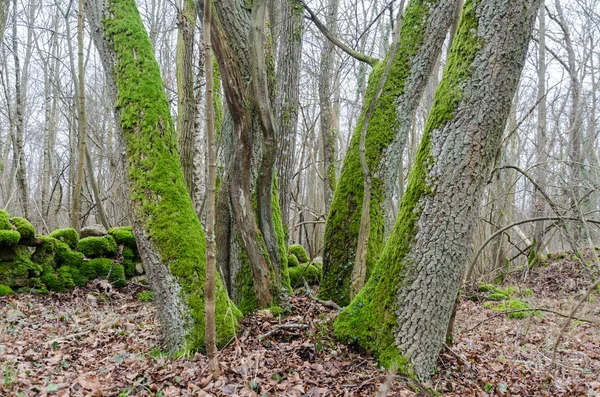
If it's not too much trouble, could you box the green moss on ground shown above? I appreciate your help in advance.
[138,290,154,301]
[0,284,13,296]
[334,0,482,371]
[288,244,309,263]
[289,264,321,287]
[11,217,35,242]
[77,236,117,258]
[102,0,240,351]
[49,228,79,249]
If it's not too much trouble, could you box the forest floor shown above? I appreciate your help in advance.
[1,255,599,396]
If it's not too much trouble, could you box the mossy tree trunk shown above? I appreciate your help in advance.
[319,0,459,305]
[207,0,290,313]
[334,0,541,380]
[84,0,240,353]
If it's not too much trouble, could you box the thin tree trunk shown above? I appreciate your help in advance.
[85,0,240,352]
[335,0,541,379]
[0,0,8,44]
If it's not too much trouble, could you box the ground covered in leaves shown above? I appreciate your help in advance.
[1,258,599,396]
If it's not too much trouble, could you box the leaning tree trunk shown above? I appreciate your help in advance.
[334,0,541,380]
[84,0,240,352]
[319,0,458,305]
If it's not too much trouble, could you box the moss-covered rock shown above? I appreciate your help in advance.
[49,228,79,249]
[312,260,323,272]
[108,226,137,249]
[287,254,299,268]
[109,264,127,288]
[122,246,136,277]
[0,210,11,230]
[77,235,117,258]
[10,217,35,242]
[32,236,84,270]
[0,284,13,296]
[288,244,309,263]
[0,245,40,288]
[81,258,114,279]
[289,264,321,287]
[0,230,21,246]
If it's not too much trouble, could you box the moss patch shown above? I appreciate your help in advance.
[0,284,13,296]
[289,263,321,287]
[0,210,11,230]
[287,254,299,268]
[288,244,309,263]
[11,217,35,242]
[0,230,21,246]
[108,226,137,249]
[77,236,117,258]
[334,0,482,371]
[49,228,79,249]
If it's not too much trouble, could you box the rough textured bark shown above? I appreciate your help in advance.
[319,0,458,305]
[334,0,541,379]
[203,0,219,377]
[318,0,339,213]
[176,0,197,197]
[84,0,240,352]
[275,0,303,230]
[209,0,290,313]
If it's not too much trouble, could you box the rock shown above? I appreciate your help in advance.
[79,224,107,238]
[135,262,144,275]
[6,309,25,322]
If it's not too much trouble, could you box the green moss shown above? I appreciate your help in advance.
[89,258,114,277]
[289,264,321,287]
[0,230,21,246]
[41,272,64,292]
[0,210,11,230]
[491,298,538,319]
[77,235,117,258]
[49,228,79,249]
[477,281,495,292]
[312,260,323,272]
[487,292,508,301]
[288,244,309,263]
[122,246,136,277]
[522,288,533,296]
[287,254,299,267]
[11,217,35,242]
[0,284,13,296]
[334,0,481,371]
[272,175,291,293]
[138,290,154,301]
[0,245,40,288]
[108,226,137,249]
[32,236,84,270]
[109,264,127,288]
[235,247,258,315]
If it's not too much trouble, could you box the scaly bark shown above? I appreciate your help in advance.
[334,0,541,379]
[84,0,240,352]
[319,0,458,305]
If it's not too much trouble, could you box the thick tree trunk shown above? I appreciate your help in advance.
[210,0,290,313]
[275,0,303,230]
[84,0,240,352]
[319,0,458,305]
[334,0,540,380]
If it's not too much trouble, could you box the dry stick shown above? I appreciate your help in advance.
[466,308,597,333]
[258,324,308,340]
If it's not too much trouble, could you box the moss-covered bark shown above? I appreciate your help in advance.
[85,0,240,352]
[319,0,458,306]
[334,0,540,379]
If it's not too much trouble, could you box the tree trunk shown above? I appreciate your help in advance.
[0,0,8,44]
[318,0,339,214]
[334,0,541,380]
[275,0,303,231]
[319,0,458,305]
[176,0,197,198]
[84,0,240,352]
[209,0,290,313]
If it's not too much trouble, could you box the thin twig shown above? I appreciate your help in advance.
[258,324,308,340]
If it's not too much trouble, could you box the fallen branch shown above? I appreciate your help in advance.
[258,323,308,340]
[466,308,598,333]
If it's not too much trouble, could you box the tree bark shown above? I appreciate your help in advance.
[334,0,541,379]
[319,0,458,305]
[84,0,240,352]
[0,0,8,44]
[275,0,303,230]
